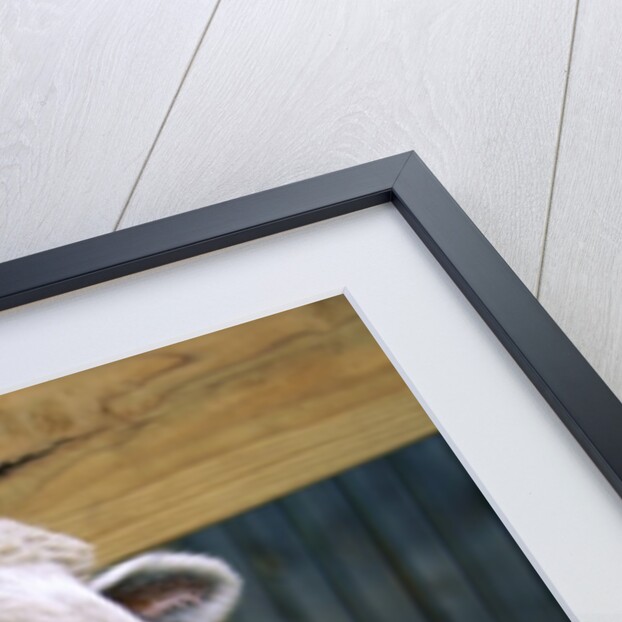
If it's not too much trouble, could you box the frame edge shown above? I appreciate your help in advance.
[393,151,622,498]
[1,150,621,501]
[0,152,411,311]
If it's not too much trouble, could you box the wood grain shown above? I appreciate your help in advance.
[390,438,568,621]
[338,459,497,622]
[119,0,576,290]
[0,0,218,262]
[281,480,428,622]
[0,296,435,566]
[225,506,355,622]
[539,0,622,400]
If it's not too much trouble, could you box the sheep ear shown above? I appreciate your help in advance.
[0,519,94,578]
[91,552,242,622]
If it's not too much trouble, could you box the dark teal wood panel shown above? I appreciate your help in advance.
[169,434,570,622]
[390,436,568,622]
[281,479,428,622]
[174,525,284,622]
[337,457,496,622]
[225,505,354,622]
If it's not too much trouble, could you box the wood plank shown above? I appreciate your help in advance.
[0,296,435,566]
[281,479,428,622]
[119,0,576,290]
[175,526,285,622]
[538,0,622,400]
[0,0,218,262]
[225,505,354,622]
[338,458,496,622]
[390,436,568,622]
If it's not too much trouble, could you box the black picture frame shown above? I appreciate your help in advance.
[1,151,620,499]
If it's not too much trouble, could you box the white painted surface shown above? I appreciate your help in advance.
[1,3,621,616]
[0,0,218,262]
[119,0,575,290]
[5,0,619,390]
[539,1,622,400]
[0,206,620,621]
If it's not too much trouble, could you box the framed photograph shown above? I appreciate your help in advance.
[1,151,620,621]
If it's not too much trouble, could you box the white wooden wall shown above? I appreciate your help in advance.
[1,1,620,400]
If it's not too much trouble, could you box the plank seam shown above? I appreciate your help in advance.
[535,0,581,298]
[113,0,226,232]
[386,455,503,621]
[275,501,360,622]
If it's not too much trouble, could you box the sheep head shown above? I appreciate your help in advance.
[0,519,242,622]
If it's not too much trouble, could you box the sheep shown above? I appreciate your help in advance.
[0,519,242,622]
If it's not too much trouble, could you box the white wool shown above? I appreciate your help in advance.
[0,519,242,622]
[0,564,138,622]
[0,519,94,578]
